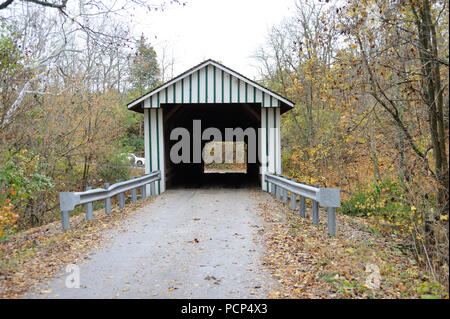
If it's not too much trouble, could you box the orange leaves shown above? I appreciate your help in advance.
[0,200,18,237]
[258,196,447,299]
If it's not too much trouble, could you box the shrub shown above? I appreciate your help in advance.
[339,178,410,225]
[0,149,53,233]
[96,152,131,184]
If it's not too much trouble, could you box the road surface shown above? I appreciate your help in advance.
[25,188,277,298]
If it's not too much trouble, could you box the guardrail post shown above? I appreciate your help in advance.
[290,178,296,210]
[119,192,125,209]
[131,177,137,203]
[270,181,275,195]
[141,184,146,200]
[328,207,336,236]
[312,184,319,224]
[61,210,70,230]
[117,180,125,209]
[282,187,288,204]
[299,196,306,217]
[312,200,319,224]
[132,188,137,203]
[150,181,156,197]
[104,183,111,214]
[276,185,281,200]
[86,186,93,220]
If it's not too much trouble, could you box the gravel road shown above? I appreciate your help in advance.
[25,188,277,298]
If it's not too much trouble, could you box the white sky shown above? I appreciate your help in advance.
[133,0,294,80]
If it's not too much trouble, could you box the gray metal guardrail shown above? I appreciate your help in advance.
[264,173,340,236]
[59,171,161,230]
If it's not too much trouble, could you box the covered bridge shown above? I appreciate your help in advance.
[127,59,294,194]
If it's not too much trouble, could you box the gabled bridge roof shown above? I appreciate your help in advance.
[127,59,294,114]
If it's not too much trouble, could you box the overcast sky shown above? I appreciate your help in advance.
[133,0,294,80]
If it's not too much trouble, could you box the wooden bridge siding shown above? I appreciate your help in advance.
[141,62,283,194]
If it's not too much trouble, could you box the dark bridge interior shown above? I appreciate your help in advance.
[162,103,261,188]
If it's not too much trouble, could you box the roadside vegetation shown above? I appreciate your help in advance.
[256,0,448,288]
[257,194,448,299]
[0,0,448,296]
[0,1,167,237]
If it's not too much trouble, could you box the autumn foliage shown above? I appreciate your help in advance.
[257,0,448,285]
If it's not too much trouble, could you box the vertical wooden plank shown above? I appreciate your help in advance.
[213,66,216,103]
[144,109,150,175]
[260,107,267,191]
[237,78,240,103]
[155,108,161,194]
[167,85,173,104]
[275,107,282,175]
[197,69,201,103]
[208,65,214,104]
[264,92,271,108]
[223,72,230,103]
[192,71,198,103]
[240,79,246,104]
[265,107,269,191]
[221,69,224,103]
[185,76,190,103]
[159,87,166,105]
[204,65,208,103]
[268,108,275,186]
[176,80,182,103]
[173,81,176,103]
[158,108,165,193]
[181,78,185,104]
[151,108,158,177]
[245,82,248,103]
[229,74,233,103]
[272,106,276,177]
[256,89,263,104]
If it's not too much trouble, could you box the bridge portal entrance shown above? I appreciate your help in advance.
[127,59,294,193]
